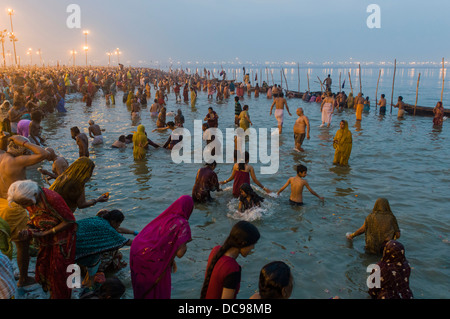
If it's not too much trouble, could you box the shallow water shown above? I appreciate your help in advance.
[25,66,449,299]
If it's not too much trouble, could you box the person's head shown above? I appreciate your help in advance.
[296,107,304,116]
[235,96,239,102]
[118,135,126,143]
[208,107,213,113]
[381,94,385,98]
[30,110,42,123]
[70,126,80,139]
[200,221,260,298]
[202,122,209,131]
[7,138,29,157]
[7,179,40,208]
[167,121,175,129]
[45,147,57,161]
[339,120,348,130]
[327,91,332,97]
[88,120,94,125]
[88,277,126,299]
[296,164,307,177]
[237,151,250,170]
[372,198,393,215]
[177,109,182,115]
[97,209,125,229]
[398,96,403,101]
[258,261,294,299]
[243,104,249,111]
[381,240,407,264]
[436,101,443,108]
[205,160,217,170]
[239,183,253,197]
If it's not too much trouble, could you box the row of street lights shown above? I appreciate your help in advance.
[2,8,123,68]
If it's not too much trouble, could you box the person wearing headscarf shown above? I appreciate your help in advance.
[238,183,264,212]
[132,125,149,160]
[130,195,194,299]
[368,240,413,299]
[192,162,220,203]
[433,101,445,127]
[74,212,130,288]
[0,217,12,260]
[333,120,352,166]
[49,157,108,213]
[347,198,401,254]
[7,180,77,299]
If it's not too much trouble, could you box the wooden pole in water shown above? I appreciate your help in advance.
[348,71,353,95]
[390,59,397,114]
[358,64,362,94]
[280,69,283,90]
[297,63,300,92]
[375,69,381,109]
[271,69,274,86]
[317,76,323,93]
[283,68,289,92]
[307,72,310,92]
[339,72,341,93]
[414,73,421,116]
[441,57,445,102]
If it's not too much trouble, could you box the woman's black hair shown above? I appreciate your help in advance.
[258,261,293,299]
[200,221,260,299]
[97,209,125,224]
[238,151,250,171]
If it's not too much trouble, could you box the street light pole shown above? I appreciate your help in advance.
[83,30,89,66]
[70,50,77,67]
[7,9,17,66]
[0,29,6,67]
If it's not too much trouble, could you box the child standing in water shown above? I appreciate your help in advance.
[277,165,324,206]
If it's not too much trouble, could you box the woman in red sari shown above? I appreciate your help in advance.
[8,180,77,299]
[433,101,445,126]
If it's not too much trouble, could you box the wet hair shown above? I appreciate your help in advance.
[71,126,80,134]
[297,164,307,174]
[31,110,42,122]
[243,105,249,111]
[118,135,126,143]
[237,151,250,171]
[381,94,385,98]
[234,96,239,102]
[167,121,175,128]
[96,209,125,224]
[81,277,125,299]
[258,261,293,299]
[200,221,260,299]
[398,96,403,101]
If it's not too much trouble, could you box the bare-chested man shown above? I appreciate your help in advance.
[8,101,23,134]
[293,108,310,152]
[71,126,89,157]
[29,111,46,146]
[37,147,69,183]
[269,92,292,133]
[277,164,324,206]
[378,94,387,115]
[88,120,103,145]
[393,96,405,118]
[0,135,49,287]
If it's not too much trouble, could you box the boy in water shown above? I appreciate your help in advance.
[277,165,324,206]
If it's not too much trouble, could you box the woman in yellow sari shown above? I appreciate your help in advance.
[239,105,252,131]
[49,157,109,213]
[333,120,352,166]
[133,125,148,160]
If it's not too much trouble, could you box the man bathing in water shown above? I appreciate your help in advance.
[293,108,310,152]
[37,147,69,183]
[277,164,324,206]
[88,120,104,145]
[269,92,292,133]
[71,126,89,157]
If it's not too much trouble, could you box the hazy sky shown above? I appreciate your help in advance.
[1,0,449,67]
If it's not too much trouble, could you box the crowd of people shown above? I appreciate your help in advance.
[0,66,436,300]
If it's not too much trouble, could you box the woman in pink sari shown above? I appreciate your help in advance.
[130,195,194,299]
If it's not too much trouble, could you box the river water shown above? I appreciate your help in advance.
[28,66,449,299]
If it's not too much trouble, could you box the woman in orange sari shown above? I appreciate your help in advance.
[8,180,77,299]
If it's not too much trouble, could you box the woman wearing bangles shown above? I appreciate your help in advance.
[220,151,271,198]
[8,179,77,299]
[346,198,401,255]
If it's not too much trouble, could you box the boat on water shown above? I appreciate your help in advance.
[403,103,450,117]
[286,90,323,99]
